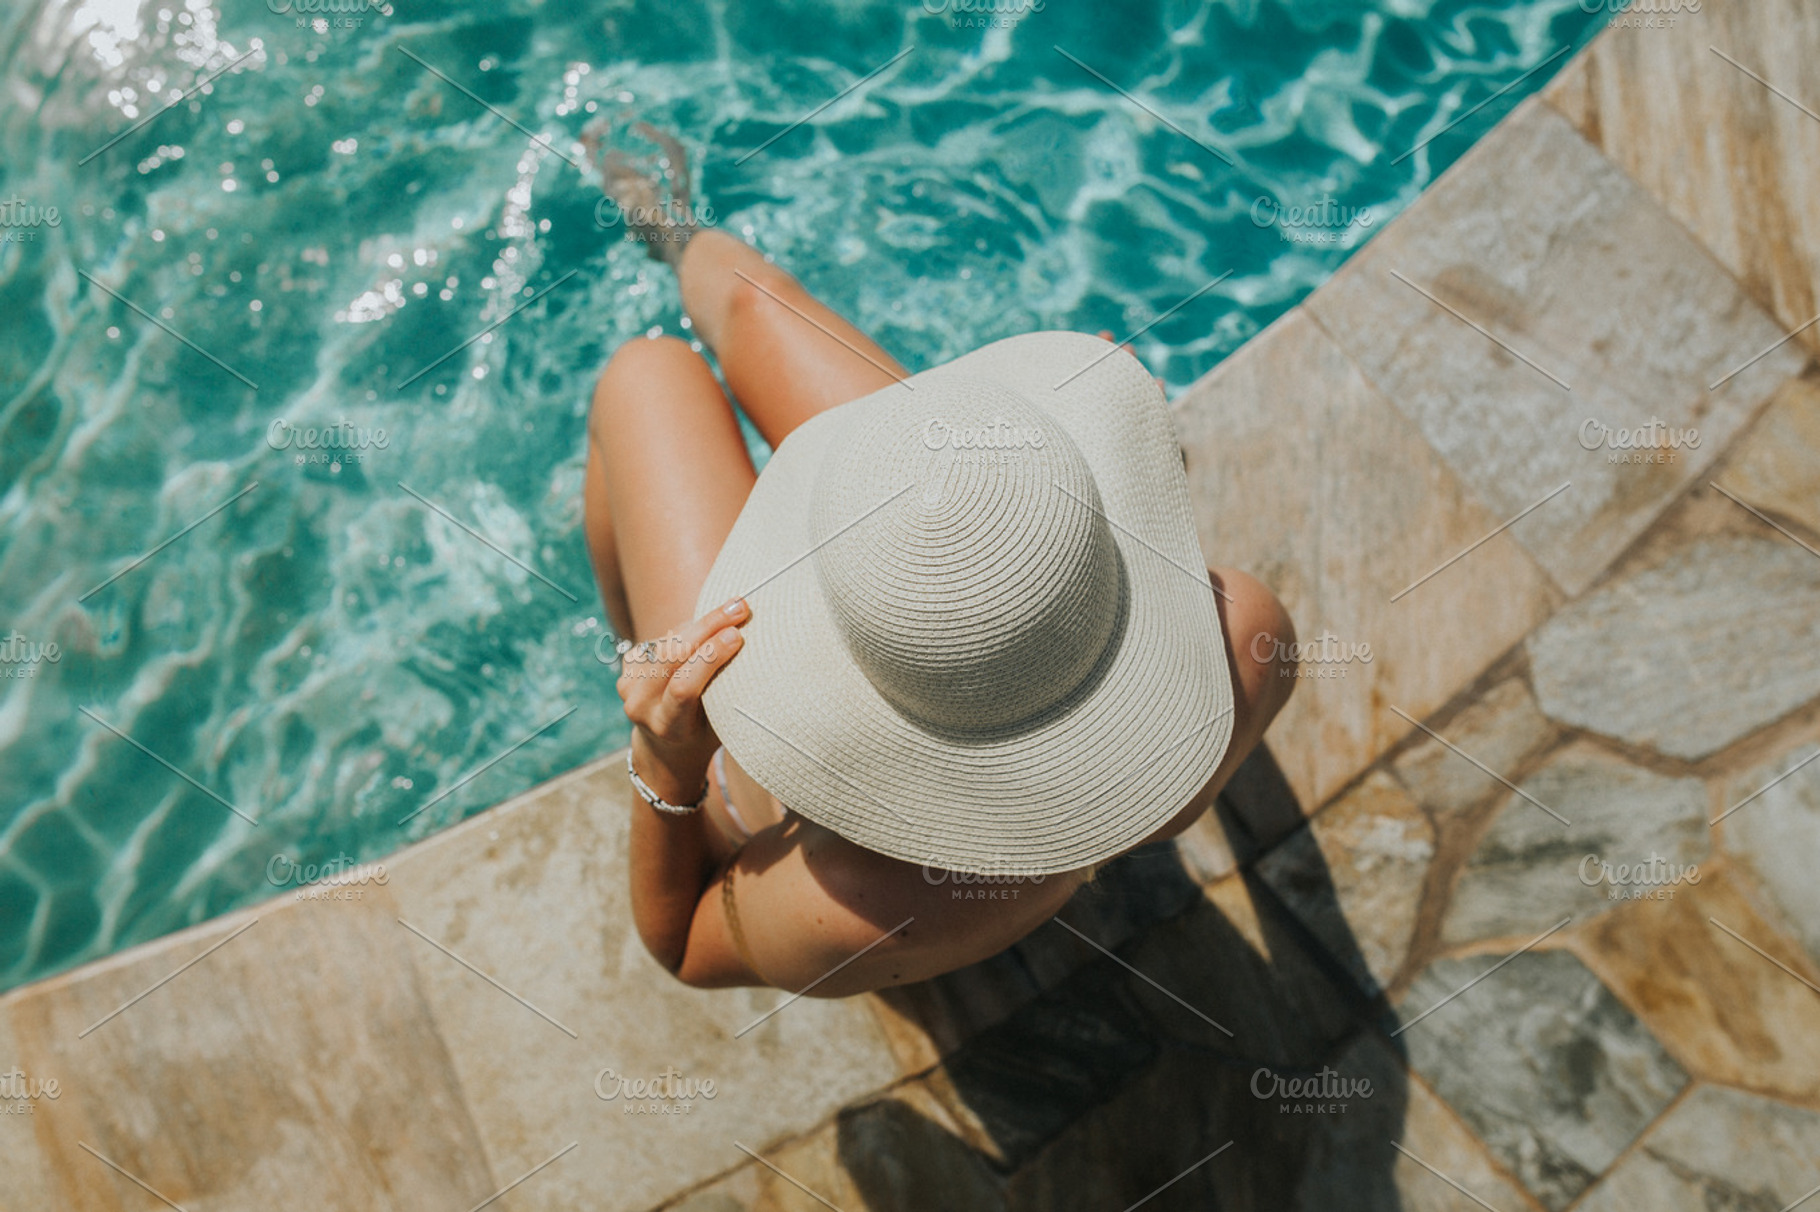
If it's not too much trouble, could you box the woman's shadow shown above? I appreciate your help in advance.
[840,744,1413,1211]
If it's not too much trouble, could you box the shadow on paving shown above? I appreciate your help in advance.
[853,746,1412,1210]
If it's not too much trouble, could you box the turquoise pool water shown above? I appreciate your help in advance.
[0,0,1602,991]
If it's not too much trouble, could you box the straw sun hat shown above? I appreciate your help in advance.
[696,331,1234,876]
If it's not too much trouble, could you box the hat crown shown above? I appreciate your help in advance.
[810,379,1124,734]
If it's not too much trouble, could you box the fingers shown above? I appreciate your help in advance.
[681,597,748,653]
[661,598,749,710]
[665,624,744,708]
[1094,328,1139,358]
[615,598,751,739]
[659,597,748,686]
[619,598,747,678]
[1096,329,1159,392]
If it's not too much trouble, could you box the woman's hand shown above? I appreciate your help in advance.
[618,597,750,805]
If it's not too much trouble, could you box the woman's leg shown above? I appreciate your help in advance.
[586,334,762,867]
[587,123,904,448]
[583,334,755,642]
[677,230,908,448]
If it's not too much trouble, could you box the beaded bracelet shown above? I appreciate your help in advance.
[627,748,707,816]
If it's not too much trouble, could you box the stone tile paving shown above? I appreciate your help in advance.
[1438,745,1709,946]
[1395,950,1689,1210]
[1725,741,1820,967]
[1116,876,1362,1071]
[8,893,500,1212]
[1305,98,1803,597]
[1392,675,1561,823]
[723,1091,1012,1212]
[1572,1085,1820,1212]
[1721,369,1820,537]
[1173,307,1556,813]
[1543,0,1820,357]
[1293,1029,1540,1212]
[1527,535,1820,761]
[677,873,1373,1212]
[930,952,1167,1172]
[1572,866,1820,1108]
[0,1000,58,1211]
[381,760,902,1212]
[1256,770,1434,997]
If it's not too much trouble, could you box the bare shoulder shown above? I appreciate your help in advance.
[1212,567,1295,652]
[729,817,1087,995]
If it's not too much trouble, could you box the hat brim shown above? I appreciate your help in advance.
[696,331,1233,876]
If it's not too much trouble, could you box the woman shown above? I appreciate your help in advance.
[581,126,1296,998]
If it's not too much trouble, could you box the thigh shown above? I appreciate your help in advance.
[585,335,757,641]
[678,233,908,449]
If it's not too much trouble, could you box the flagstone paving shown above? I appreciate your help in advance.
[1542,0,1820,357]
[1570,866,1820,1108]
[1292,1029,1538,1212]
[1571,1085,1820,1212]
[1256,770,1434,996]
[1391,675,1561,823]
[1721,370,1820,536]
[1724,741,1820,967]
[1438,745,1710,946]
[1173,306,1555,814]
[6,2,1820,1209]
[1396,949,1689,1211]
[1303,98,1801,598]
[1527,534,1820,760]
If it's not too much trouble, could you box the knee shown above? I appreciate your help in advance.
[597,333,698,392]
[591,334,699,437]
[1211,568,1297,723]
[724,261,806,330]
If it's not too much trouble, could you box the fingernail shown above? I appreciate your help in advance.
[723,598,747,617]
[716,626,742,645]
